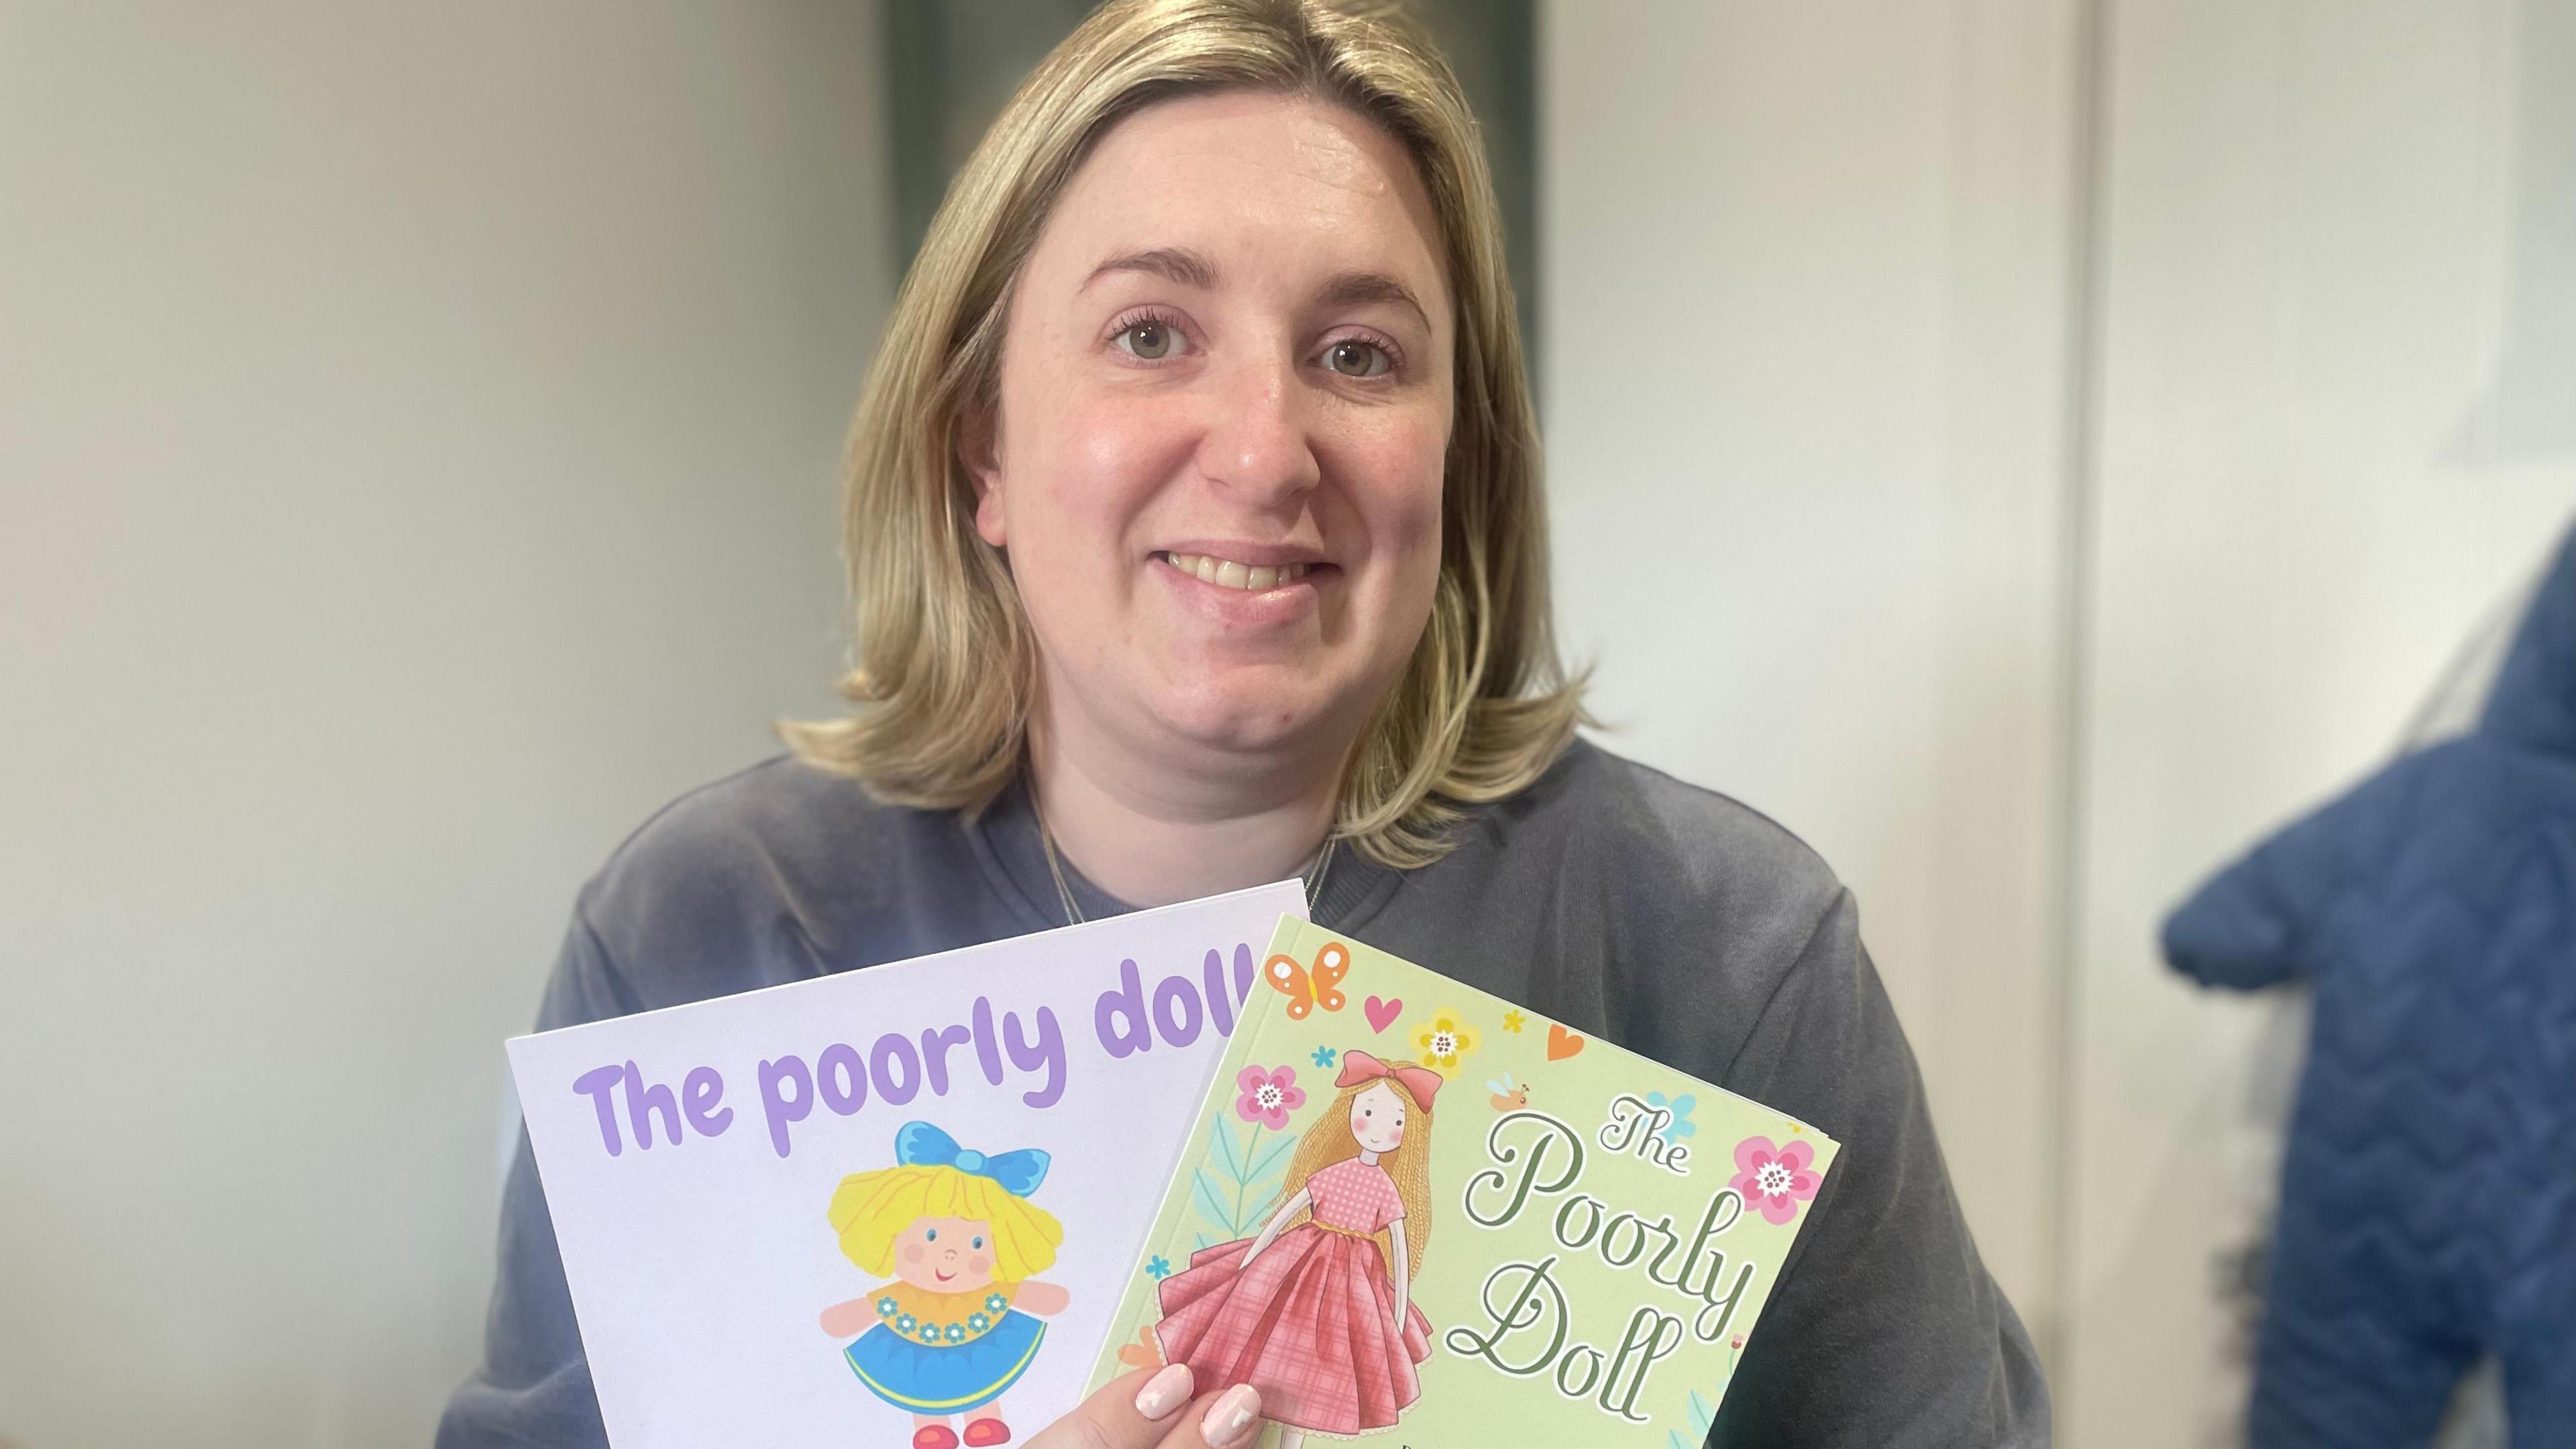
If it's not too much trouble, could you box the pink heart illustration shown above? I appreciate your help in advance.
[1364,996,1402,1033]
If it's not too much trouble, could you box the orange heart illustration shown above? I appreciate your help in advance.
[1546,1023,1585,1061]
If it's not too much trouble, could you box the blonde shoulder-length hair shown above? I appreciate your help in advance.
[781,0,1583,869]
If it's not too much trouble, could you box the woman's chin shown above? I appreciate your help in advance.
[1142,681,1351,761]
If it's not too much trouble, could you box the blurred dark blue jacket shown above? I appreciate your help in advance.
[2163,525,2576,1448]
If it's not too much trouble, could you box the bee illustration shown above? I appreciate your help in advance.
[1485,1072,1529,1112]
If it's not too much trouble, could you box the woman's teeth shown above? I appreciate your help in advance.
[1162,553,1311,590]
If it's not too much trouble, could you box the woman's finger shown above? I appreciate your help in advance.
[1024,1364,1184,1449]
[1181,1384,1265,1449]
[1026,1364,1267,1449]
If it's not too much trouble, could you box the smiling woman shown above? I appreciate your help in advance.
[953,89,1466,908]
[780,0,1573,903]
[440,3,2047,1448]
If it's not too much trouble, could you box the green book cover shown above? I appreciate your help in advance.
[1087,916,1839,1448]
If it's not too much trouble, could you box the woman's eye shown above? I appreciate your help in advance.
[1116,321,1181,360]
[925,1228,937,1242]
[972,1237,985,1250]
[1322,339,1391,378]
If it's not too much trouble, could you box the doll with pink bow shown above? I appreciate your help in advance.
[1152,1049,1440,1445]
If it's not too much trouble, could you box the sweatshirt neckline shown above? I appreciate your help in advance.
[963,771,1403,936]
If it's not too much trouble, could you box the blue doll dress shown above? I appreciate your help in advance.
[844,1282,1046,1416]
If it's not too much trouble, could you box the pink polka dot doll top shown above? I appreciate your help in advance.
[1306,1158,1403,1234]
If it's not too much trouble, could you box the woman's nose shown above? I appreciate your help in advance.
[1197,350,1321,506]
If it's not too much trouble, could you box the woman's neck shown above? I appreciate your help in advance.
[1027,705,1342,910]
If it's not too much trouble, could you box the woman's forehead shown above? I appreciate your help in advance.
[1034,90,1450,318]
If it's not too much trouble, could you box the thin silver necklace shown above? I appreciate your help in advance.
[1030,789,1334,926]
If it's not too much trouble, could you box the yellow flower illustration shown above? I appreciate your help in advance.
[1410,1007,1481,1077]
[1501,1009,1527,1034]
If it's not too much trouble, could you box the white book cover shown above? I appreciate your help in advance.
[506,879,1309,1448]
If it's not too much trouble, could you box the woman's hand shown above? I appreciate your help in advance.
[1028,1364,1266,1449]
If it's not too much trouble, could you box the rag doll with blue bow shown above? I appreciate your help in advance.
[819,1121,1071,1449]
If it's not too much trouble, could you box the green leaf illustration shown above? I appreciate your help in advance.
[1190,1167,1238,1234]
[1687,1389,1717,1436]
[1245,1130,1295,1184]
[1208,1112,1249,1180]
[1191,1110,1299,1239]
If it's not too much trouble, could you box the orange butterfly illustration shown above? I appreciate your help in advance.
[1263,940,1350,1020]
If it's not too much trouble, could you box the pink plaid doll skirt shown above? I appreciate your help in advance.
[1153,1221,1434,1434]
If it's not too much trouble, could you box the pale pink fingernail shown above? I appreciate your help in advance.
[1133,1362,1193,1420]
[1199,1384,1262,1448]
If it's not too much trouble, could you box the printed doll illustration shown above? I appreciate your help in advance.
[1152,1050,1438,1446]
[818,1121,1071,1449]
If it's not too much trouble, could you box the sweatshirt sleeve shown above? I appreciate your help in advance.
[435,908,636,1449]
[1707,890,2050,1448]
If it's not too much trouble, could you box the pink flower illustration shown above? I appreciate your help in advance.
[1730,1136,1821,1226]
[1233,1064,1305,1131]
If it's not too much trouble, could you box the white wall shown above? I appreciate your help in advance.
[1545,2,2576,1447]
[1542,0,2086,1353]
[2065,1,2576,1443]
[0,5,888,1446]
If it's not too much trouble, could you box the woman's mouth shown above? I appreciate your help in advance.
[1157,551,1322,591]
[934,1268,956,1283]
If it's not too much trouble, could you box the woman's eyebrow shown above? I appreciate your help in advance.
[1079,251,1432,333]
[1081,246,1218,292]
[1318,271,1430,333]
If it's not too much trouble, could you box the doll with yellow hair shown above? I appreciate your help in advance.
[818,1121,1069,1449]
[1152,1051,1439,1445]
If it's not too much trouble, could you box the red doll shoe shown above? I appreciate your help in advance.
[911,1427,959,1449]
[962,1417,1012,1446]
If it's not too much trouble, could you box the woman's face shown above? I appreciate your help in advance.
[1350,1080,1408,1154]
[971,90,1455,773]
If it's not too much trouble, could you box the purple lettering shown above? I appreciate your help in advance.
[1232,942,1257,1004]
[759,1053,814,1159]
[572,1064,626,1156]
[1006,1006,1066,1108]
[969,997,1006,1086]
[1201,949,1235,1036]
[622,1061,681,1149]
[1095,957,1152,1058]
[1152,975,1204,1047]
[871,1032,921,1106]
[682,1067,732,1136]
[817,1042,867,1116]
[920,1022,975,1095]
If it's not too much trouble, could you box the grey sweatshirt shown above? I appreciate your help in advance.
[437,739,2049,1446]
